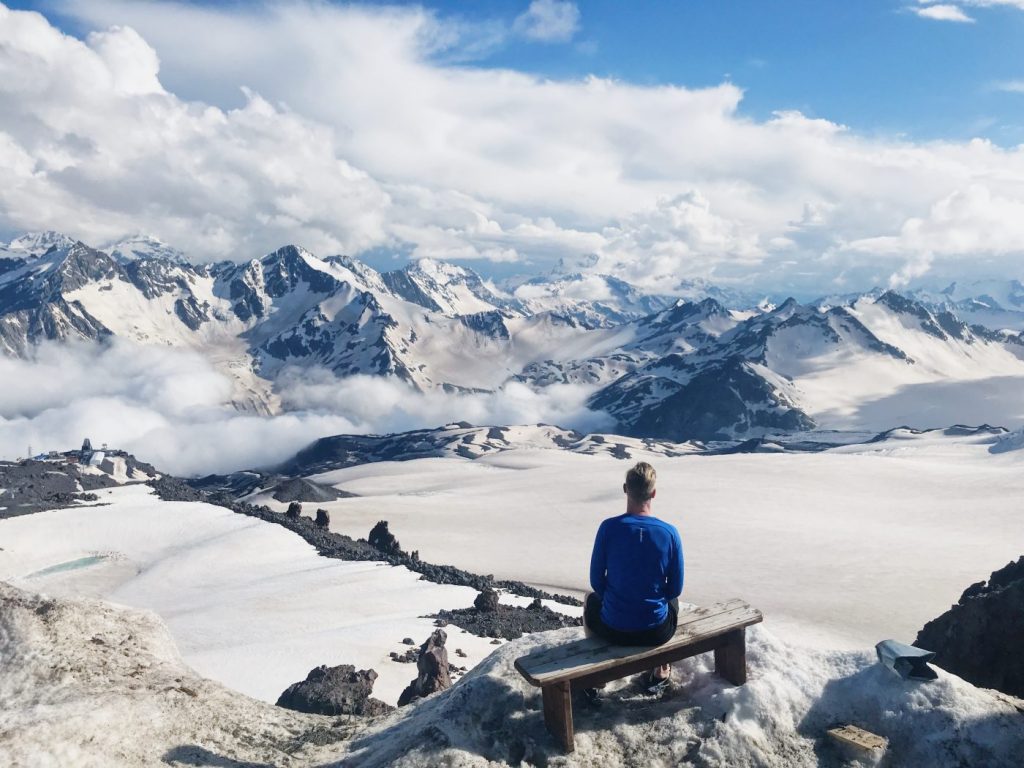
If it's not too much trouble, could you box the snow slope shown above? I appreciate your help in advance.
[0,485,517,706]
[3,581,1022,767]
[0,582,348,768]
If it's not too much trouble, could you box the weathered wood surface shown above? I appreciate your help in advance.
[714,628,747,685]
[541,681,574,753]
[515,599,762,686]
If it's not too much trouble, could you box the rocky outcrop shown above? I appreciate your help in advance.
[315,508,330,528]
[397,629,451,706]
[368,520,402,556]
[0,458,120,519]
[272,477,351,503]
[473,589,499,612]
[434,597,581,640]
[285,501,302,519]
[276,664,393,717]
[916,556,1024,698]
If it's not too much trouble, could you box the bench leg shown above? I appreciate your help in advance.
[541,681,574,753]
[714,628,747,685]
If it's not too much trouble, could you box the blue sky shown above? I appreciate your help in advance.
[2,0,1024,293]
[480,0,1024,145]
[20,0,1024,145]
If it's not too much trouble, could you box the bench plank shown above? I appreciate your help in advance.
[515,599,762,686]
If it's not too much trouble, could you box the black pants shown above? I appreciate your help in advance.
[584,593,679,646]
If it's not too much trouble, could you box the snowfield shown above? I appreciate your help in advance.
[288,428,1024,651]
[0,485,515,706]
[1,429,1023,765]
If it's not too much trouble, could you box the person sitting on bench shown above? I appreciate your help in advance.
[585,461,685,694]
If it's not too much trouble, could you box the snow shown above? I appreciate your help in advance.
[305,431,1024,651]
[0,485,508,706]
[0,581,346,768]
[102,234,186,264]
[760,297,1024,431]
[4,580,1022,767]
[6,230,75,258]
[2,434,1024,765]
[343,624,1024,767]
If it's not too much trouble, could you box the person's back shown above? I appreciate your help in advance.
[591,512,683,631]
[585,461,684,693]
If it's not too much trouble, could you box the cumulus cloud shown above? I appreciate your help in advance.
[0,341,612,475]
[846,186,1024,257]
[591,192,765,288]
[513,0,581,43]
[2,2,1024,294]
[912,4,976,22]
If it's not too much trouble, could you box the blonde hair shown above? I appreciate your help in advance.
[624,461,656,502]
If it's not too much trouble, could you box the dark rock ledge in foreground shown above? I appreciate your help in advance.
[916,556,1024,699]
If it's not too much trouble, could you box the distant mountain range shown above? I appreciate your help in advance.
[2,230,1023,441]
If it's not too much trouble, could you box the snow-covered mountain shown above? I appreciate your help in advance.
[584,290,1024,440]
[511,272,677,327]
[910,280,1024,332]
[102,234,187,264]
[5,230,77,259]
[2,230,1024,442]
[380,258,512,316]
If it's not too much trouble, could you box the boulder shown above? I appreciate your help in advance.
[916,556,1024,698]
[397,629,451,706]
[315,508,330,528]
[276,664,393,717]
[285,501,302,519]
[473,588,499,613]
[368,520,402,556]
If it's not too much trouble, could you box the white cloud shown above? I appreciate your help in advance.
[2,2,1024,293]
[960,0,1024,9]
[993,80,1024,93]
[846,185,1024,257]
[276,367,612,436]
[591,192,764,287]
[513,0,580,43]
[912,4,976,22]
[0,341,612,475]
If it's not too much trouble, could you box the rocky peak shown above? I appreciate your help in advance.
[103,234,186,264]
[7,231,76,258]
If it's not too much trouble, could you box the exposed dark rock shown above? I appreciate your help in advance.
[272,477,352,504]
[0,457,139,519]
[276,664,392,717]
[916,556,1024,698]
[315,508,330,528]
[285,501,302,519]
[474,589,500,613]
[397,629,451,707]
[368,520,402,556]
[434,599,581,640]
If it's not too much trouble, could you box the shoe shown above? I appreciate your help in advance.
[642,670,670,695]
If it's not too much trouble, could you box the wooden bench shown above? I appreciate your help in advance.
[513,598,763,753]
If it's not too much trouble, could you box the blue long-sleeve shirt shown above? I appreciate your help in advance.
[589,513,684,631]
